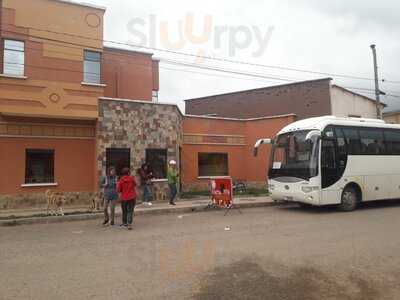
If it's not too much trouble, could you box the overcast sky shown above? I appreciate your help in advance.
[85,0,400,112]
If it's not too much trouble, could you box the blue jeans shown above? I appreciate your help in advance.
[169,184,177,204]
[143,184,153,202]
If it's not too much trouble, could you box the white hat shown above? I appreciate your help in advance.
[169,160,177,165]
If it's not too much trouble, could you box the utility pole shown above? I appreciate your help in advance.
[370,44,382,119]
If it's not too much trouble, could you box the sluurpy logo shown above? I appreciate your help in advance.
[126,13,274,59]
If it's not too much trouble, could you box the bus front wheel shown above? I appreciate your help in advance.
[338,186,358,212]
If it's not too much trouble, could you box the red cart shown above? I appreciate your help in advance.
[209,177,242,215]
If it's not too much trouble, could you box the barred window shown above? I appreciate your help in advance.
[25,149,55,184]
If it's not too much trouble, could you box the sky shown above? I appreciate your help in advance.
[83,0,400,113]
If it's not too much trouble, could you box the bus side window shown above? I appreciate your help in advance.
[342,128,361,155]
[359,129,385,155]
[384,130,400,155]
[334,127,348,168]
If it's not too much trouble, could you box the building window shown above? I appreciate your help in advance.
[106,148,130,177]
[25,149,55,184]
[152,91,159,102]
[83,50,101,84]
[3,39,25,76]
[198,153,228,177]
[342,128,362,155]
[146,149,167,179]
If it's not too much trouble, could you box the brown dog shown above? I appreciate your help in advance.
[45,190,67,216]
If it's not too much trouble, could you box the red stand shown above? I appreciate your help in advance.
[208,177,242,215]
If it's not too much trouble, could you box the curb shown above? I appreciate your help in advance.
[0,201,276,227]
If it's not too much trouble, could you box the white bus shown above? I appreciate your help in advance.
[254,116,400,211]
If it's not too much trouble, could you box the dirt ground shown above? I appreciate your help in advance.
[1,202,400,299]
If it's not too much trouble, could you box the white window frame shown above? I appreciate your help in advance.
[3,39,25,76]
[83,50,101,84]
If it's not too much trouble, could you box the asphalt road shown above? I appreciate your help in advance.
[1,202,400,300]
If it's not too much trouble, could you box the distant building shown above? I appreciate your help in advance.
[383,111,400,124]
[185,78,385,120]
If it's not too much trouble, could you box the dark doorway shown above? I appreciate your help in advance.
[106,148,131,176]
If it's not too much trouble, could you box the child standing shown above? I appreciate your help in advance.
[101,167,119,226]
[117,167,137,230]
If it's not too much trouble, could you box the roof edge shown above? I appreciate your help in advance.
[383,110,400,117]
[51,0,106,11]
[332,85,387,107]
[184,113,296,122]
[103,46,154,57]
[98,97,184,116]
[184,78,333,102]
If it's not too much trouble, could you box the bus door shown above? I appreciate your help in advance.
[321,139,338,189]
[321,127,344,204]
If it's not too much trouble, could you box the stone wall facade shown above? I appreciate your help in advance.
[0,192,94,210]
[97,99,183,201]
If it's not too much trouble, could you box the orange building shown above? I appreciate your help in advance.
[182,115,295,191]
[0,0,159,208]
[0,0,294,209]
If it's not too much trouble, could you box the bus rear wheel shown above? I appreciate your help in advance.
[338,186,358,212]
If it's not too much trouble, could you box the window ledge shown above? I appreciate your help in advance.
[197,176,231,180]
[0,74,28,80]
[151,179,168,183]
[21,183,59,188]
[81,82,107,87]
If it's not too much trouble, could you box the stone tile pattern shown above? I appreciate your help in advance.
[0,192,93,210]
[97,99,183,201]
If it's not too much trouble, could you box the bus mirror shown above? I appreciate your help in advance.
[305,130,321,141]
[253,138,273,157]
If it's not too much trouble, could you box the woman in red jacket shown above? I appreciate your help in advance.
[117,167,137,230]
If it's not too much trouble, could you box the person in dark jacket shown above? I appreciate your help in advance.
[101,166,119,226]
[139,163,154,206]
[117,167,137,230]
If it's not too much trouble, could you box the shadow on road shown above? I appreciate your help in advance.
[193,257,382,300]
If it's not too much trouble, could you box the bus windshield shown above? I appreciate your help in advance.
[269,130,319,181]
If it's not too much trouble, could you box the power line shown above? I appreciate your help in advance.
[4,40,307,83]
[343,86,400,98]
[1,35,318,85]
[5,44,399,99]
[3,27,400,99]
[3,24,400,84]
[2,28,312,84]
[163,59,302,82]
[2,59,303,86]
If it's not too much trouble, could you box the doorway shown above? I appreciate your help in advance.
[106,148,131,176]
